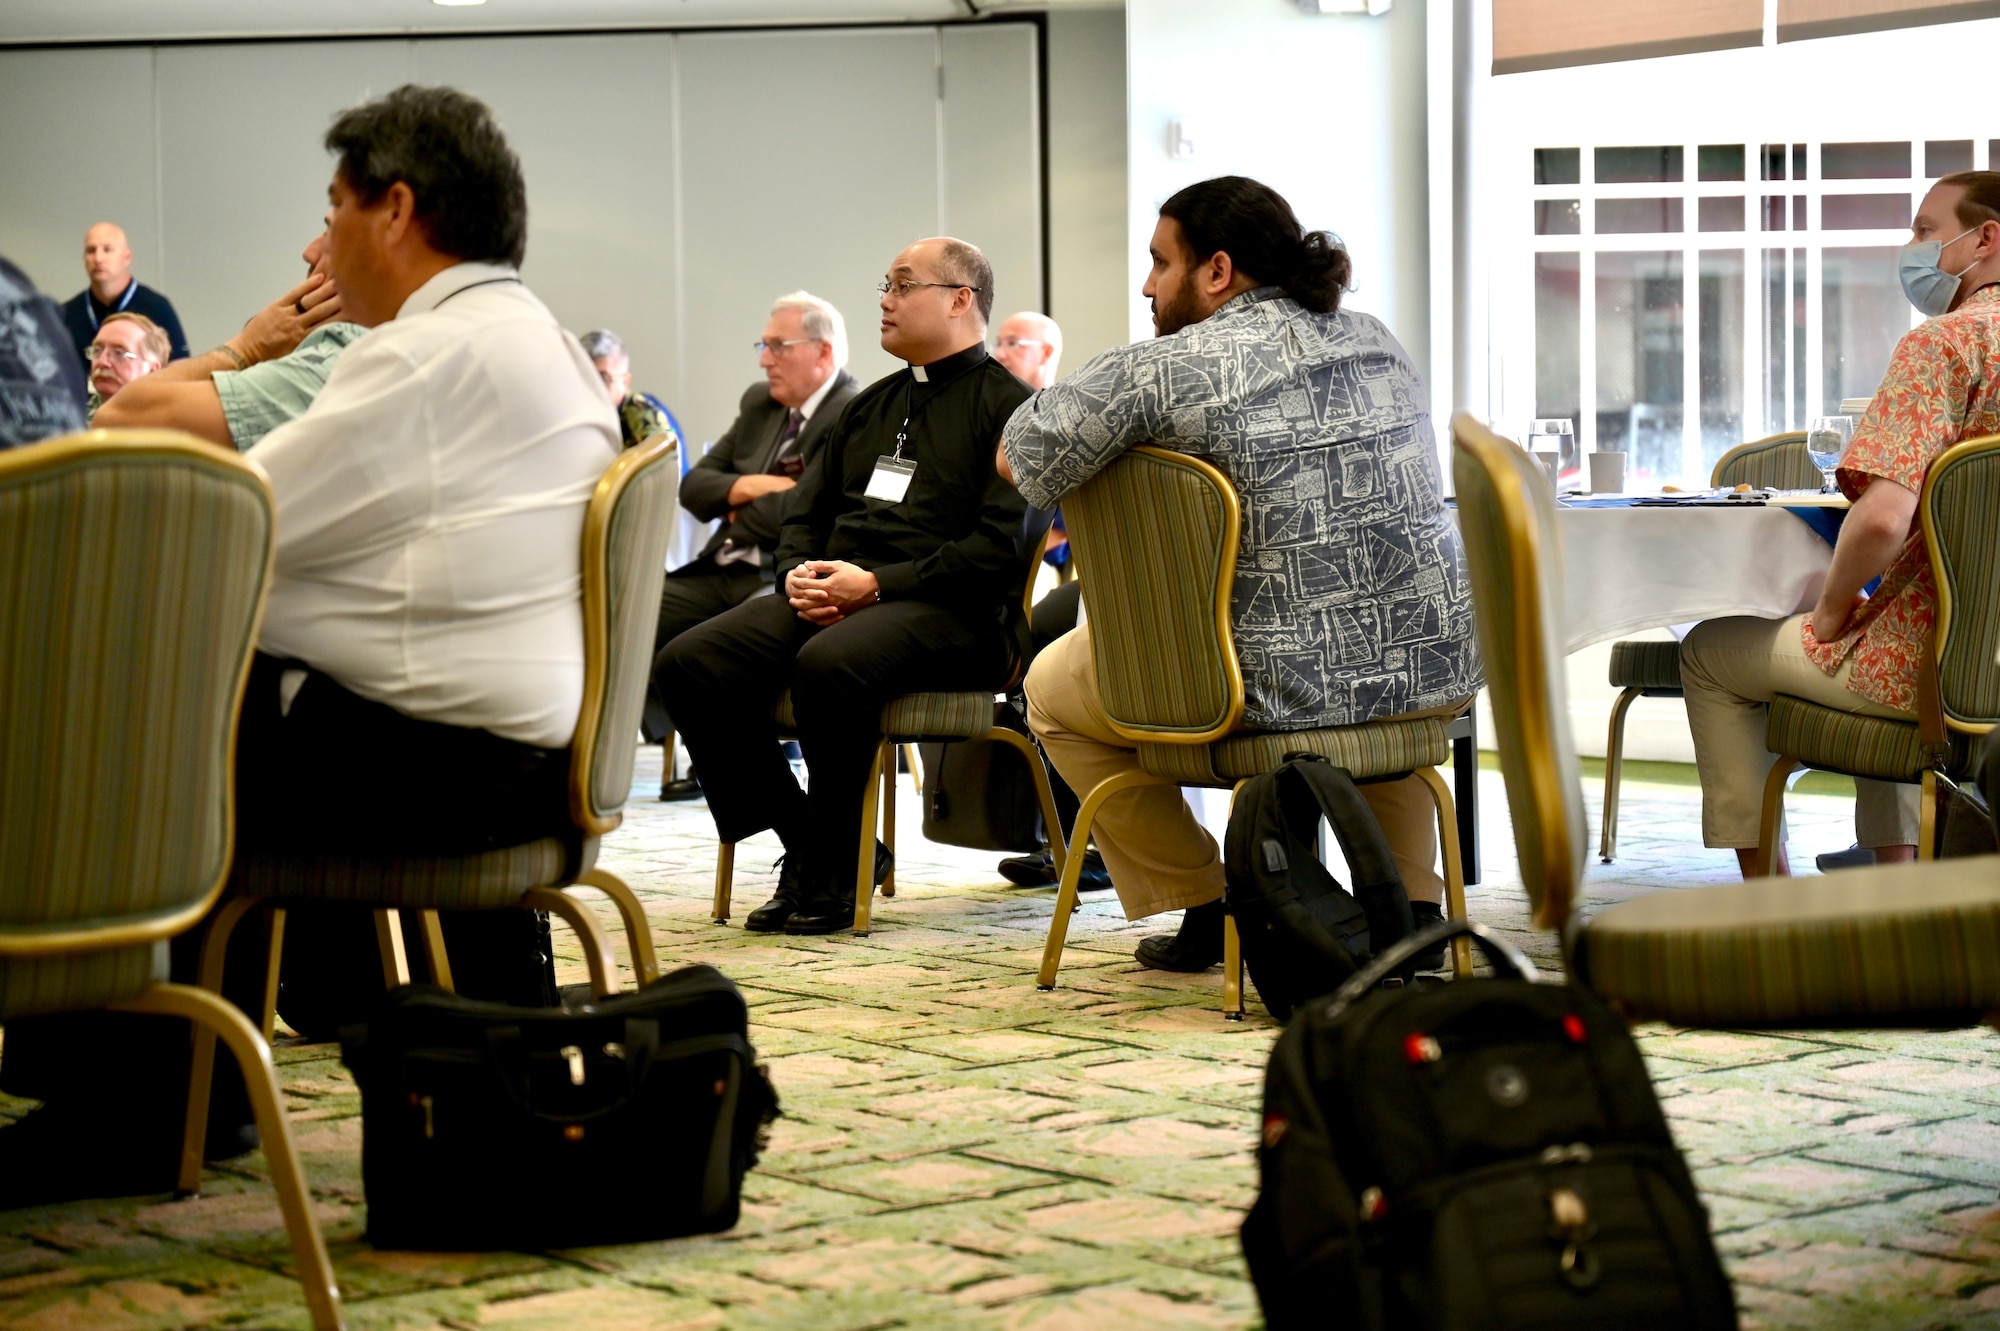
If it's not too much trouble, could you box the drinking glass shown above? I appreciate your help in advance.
[1529,419,1575,490]
[1805,416,1854,493]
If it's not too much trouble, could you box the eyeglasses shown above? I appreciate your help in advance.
[85,344,153,367]
[753,338,821,355]
[875,279,982,300]
[995,338,1045,351]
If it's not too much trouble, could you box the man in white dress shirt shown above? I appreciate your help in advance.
[0,85,620,1206]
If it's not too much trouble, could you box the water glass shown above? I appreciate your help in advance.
[1805,416,1854,492]
[1529,419,1575,487]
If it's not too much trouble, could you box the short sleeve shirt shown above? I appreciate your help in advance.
[215,321,365,451]
[1801,283,2000,712]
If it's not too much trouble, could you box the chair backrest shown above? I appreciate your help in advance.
[1922,432,2000,734]
[0,431,273,952]
[1064,445,1244,744]
[571,433,680,835]
[1450,414,1588,931]
[1711,431,1816,490]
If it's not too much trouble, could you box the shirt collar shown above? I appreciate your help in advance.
[395,261,521,320]
[907,340,987,386]
[798,368,841,421]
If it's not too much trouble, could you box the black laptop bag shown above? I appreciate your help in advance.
[1242,921,1736,1331]
[340,964,779,1250]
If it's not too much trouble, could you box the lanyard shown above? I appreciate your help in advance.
[432,275,522,309]
[85,281,136,331]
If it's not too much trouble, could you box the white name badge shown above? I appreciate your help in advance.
[865,457,917,503]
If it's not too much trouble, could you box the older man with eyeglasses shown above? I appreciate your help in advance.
[82,312,168,414]
[655,239,1036,935]
[642,292,859,799]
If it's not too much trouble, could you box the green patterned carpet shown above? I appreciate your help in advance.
[3,749,1999,1330]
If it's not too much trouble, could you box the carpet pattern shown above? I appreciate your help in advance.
[2,749,1998,1330]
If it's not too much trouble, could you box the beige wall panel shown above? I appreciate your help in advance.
[1492,0,1762,74]
[1045,8,1129,373]
[940,24,1043,335]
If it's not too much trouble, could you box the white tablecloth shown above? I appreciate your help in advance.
[1552,506,1835,652]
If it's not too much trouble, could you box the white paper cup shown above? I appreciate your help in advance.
[1588,451,1627,494]
[1533,449,1561,489]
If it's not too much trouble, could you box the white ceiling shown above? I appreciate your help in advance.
[0,0,1117,46]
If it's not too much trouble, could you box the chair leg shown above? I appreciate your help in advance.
[179,895,265,1197]
[713,843,735,923]
[989,726,1069,880]
[260,906,287,1042]
[373,910,411,987]
[1223,916,1245,1021]
[573,867,659,986]
[1600,688,1640,863]
[1036,768,1174,990]
[1919,769,1939,861]
[522,886,622,999]
[1754,757,1799,877]
[1414,766,1473,979]
[114,983,345,1331]
[905,743,924,795]
[880,741,898,898]
[854,743,889,935]
[415,911,455,992]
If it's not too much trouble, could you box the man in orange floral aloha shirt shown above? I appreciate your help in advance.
[1681,170,2000,879]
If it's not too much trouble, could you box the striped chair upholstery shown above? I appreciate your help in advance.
[1451,420,1588,929]
[1451,414,2000,1031]
[1576,856,2000,1026]
[231,836,585,911]
[770,688,994,742]
[1756,434,2000,870]
[0,432,342,1330]
[1599,432,1815,862]
[1036,447,1472,1010]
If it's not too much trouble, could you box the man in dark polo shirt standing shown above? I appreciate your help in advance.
[61,222,190,363]
[656,236,1034,936]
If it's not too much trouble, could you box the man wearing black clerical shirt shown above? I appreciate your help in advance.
[656,236,1034,935]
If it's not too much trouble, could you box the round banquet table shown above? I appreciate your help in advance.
[1551,503,1837,652]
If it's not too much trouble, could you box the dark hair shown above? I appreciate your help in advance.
[1158,176,1350,314]
[933,237,995,324]
[325,85,527,268]
[1937,170,2000,230]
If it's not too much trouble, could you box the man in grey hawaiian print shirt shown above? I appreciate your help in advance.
[1001,176,1480,973]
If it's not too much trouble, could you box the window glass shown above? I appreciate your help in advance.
[1761,143,1788,180]
[1822,193,1913,230]
[1596,198,1684,233]
[1823,247,1905,414]
[1596,145,1683,183]
[1698,145,1746,182]
[1535,254,1582,428]
[1698,197,1745,232]
[1534,200,1582,235]
[1699,251,1746,473]
[1535,148,1581,185]
[1822,141,1912,179]
[1596,251,1684,483]
[1926,140,1973,176]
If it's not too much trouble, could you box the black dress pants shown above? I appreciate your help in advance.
[642,564,770,743]
[1025,580,1085,836]
[656,593,1008,894]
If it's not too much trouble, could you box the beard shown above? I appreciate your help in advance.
[1150,270,1206,337]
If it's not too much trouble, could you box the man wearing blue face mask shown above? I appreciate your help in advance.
[1678,170,2000,879]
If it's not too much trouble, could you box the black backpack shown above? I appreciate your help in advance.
[1242,921,1736,1331]
[1224,755,1416,1019]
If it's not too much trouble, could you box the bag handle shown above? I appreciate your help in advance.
[1323,919,1542,1020]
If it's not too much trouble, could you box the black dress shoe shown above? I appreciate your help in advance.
[1406,900,1446,971]
[659,775,704,802]
[744,855,805,933]
[1134,898,1226,972]
[998,847,1112,891]
[781,843,894,936]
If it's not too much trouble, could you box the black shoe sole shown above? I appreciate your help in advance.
[781,912,852,935]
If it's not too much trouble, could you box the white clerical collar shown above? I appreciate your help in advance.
[911,364,928,382]
[396,261,522,320]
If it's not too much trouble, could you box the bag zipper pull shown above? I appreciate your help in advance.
[561,1044,585,1085]
[420,1095,434,1139]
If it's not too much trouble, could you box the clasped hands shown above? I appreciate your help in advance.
[785,560,879,626]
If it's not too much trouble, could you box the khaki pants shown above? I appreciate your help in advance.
[1680,614,1921,849]
[1024,625,1456,920]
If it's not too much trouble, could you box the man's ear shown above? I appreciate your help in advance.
[379,181,419,248]
[1205,249,1237,296]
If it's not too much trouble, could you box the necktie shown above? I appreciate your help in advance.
[769,409,805,477]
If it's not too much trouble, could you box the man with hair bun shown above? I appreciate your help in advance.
[643,292,859,799]
[1001,175,1481,973]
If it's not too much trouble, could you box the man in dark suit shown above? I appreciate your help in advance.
[647,291,858,799]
